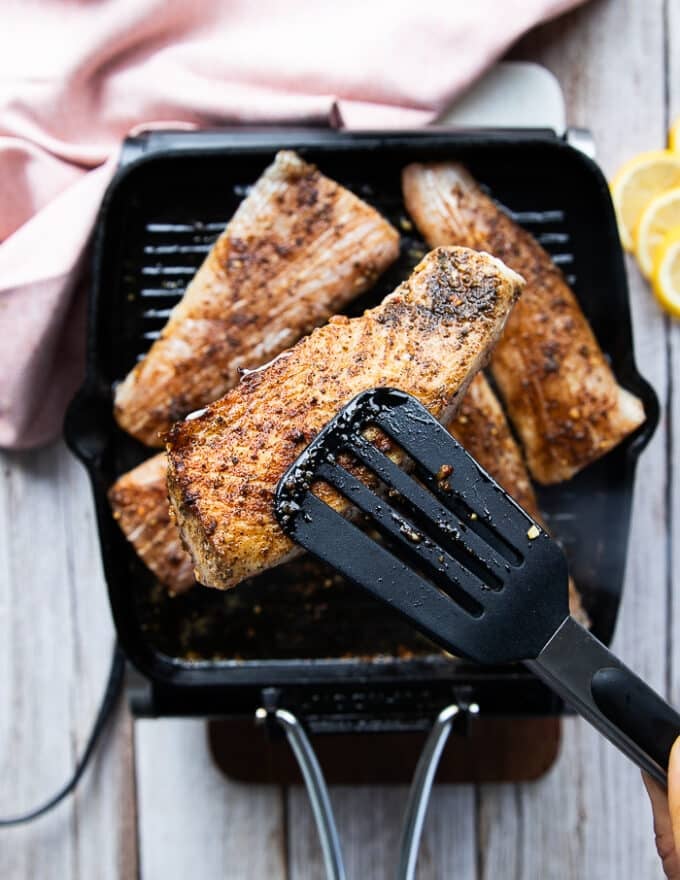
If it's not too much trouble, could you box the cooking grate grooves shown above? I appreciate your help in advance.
[125,199,577,362]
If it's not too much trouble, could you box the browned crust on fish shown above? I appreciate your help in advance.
[114,150,400,446]
[166,246,524,590]
[402,162,645,484]
[108,453,194,593]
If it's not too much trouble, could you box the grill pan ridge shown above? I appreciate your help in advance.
[65,129,658,726]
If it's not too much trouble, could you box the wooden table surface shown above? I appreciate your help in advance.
[1,1,678,877]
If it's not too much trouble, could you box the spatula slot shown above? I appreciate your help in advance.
[307,479,485,619]
[384,541,485,619]
[298,488,487,627]
[433,496,524,570]
[360,420,526,569]
[311,455,503,598]
[339,435,513,587]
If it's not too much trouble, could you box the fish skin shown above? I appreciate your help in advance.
[114,150,400,447]
[166,246,524,590]
[402,161,645,485]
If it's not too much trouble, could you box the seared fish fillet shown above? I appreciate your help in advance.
[402,162,645,484]
[115,150,400,446]
[450,372,538,517]
[112,376,538,596]
[450,373,589,624]
[108,454,194,593]
[166,247,524,590]
[108,373,535,595]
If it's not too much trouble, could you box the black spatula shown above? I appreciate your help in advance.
[274,388,680,787]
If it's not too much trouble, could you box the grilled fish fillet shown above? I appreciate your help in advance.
[112,373,537,596]
[108,372,536,595]
[108,454,194,593]
[166,246,524,590]
[114,150,400,446]
[450,372,538,517]
[402,162,645,484]
[449,372,589,624]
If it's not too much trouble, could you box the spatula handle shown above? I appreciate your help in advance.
[527,616,680,787]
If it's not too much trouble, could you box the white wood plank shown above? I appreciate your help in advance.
[288,777,476,879]
[288,784,408,880]
[479,2,671,878]
[667,0,680,714]
[135,719,285,879]
[0,442,137,879]
[416,784,477,879]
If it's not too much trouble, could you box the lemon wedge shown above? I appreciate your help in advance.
[610,150,680,251]
[635,187,680,278]
[670,118,680,152]
[651,227,680,318]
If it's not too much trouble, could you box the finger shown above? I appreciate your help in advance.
[643,772,680,879]
[669,739,680,859]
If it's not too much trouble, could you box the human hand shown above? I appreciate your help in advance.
[644,739,680,879]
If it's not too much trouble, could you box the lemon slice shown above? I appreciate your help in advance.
[651,227,680,318]
[610,150,680,251]
[670,118,680,152]
[635,187,680,278]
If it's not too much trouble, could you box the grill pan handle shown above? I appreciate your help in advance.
[397,702,470,880]
[257,700,472,880]
[262,707,346,880]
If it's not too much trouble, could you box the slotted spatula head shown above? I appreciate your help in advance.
[276,388,680,788]
[274,388,569,666]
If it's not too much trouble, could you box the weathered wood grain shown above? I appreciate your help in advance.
[287,782,477,880]
[0,443,137,880]
[667,0,680,721]
[135,719,285,878]
[288,784,408,880]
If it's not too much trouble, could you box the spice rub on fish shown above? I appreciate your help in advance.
[108,454,195,593]
[402,162,645,484]
[114,150,400,446]
[166,247,524,590]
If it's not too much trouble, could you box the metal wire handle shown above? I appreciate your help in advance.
[258,702,476,880]
[396,702,477,880]
[258,707,346,880]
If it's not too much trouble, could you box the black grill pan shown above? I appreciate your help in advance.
[65,128,658,727]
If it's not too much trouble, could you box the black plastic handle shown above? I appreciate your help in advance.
[529,617,680,787]
[591,667,680,777]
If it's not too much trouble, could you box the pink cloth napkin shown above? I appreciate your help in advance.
[0,0,585,449]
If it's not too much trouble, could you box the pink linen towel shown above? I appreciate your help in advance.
[0,0,585,449]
